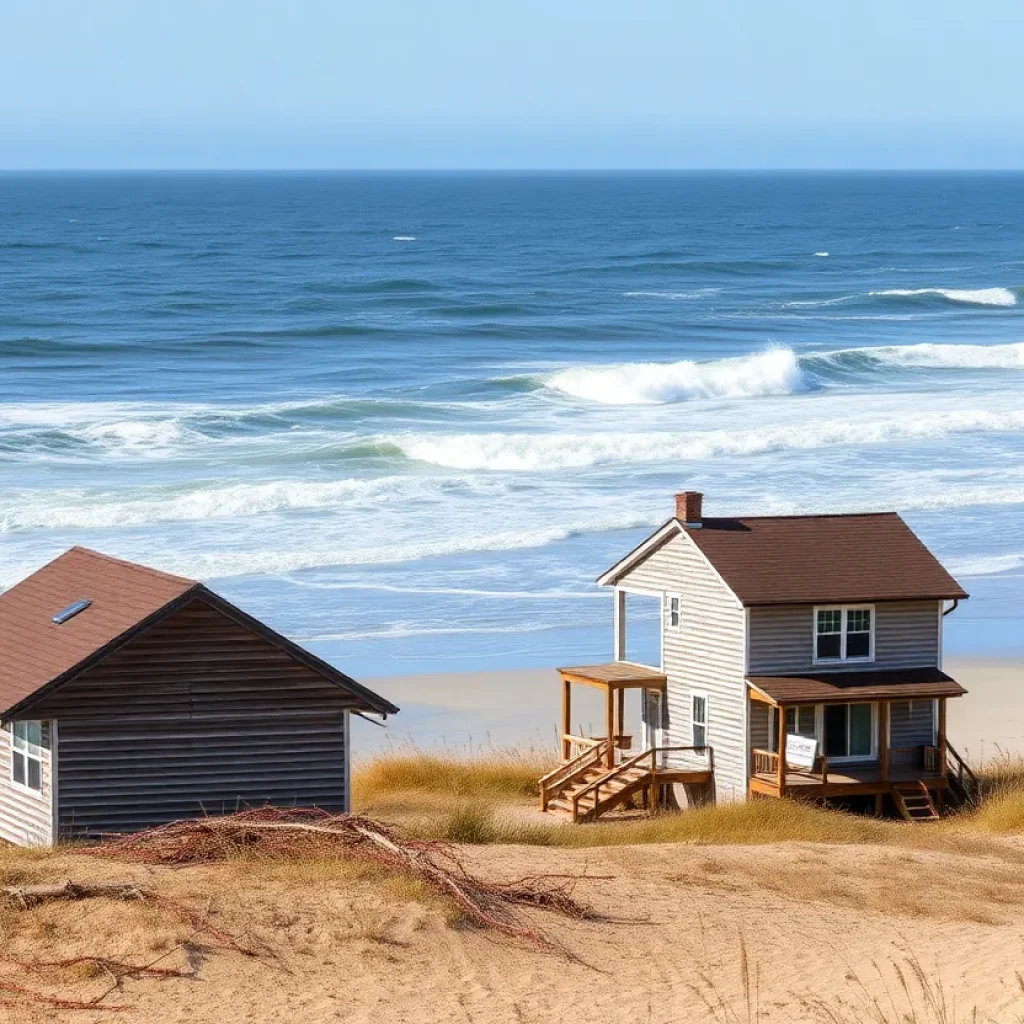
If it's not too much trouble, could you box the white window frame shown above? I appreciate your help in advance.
[691,691,708,748]
[812,604,875,665]
[9,721,46,795]
[665,593,682,632]
[822,702,878,763]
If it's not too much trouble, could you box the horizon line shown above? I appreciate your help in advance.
[2,167,1024,174]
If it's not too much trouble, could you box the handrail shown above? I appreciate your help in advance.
[538,738,608,811]
[945,739,979,788]
[571,745,712,822]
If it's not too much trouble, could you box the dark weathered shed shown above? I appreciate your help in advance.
[0,548,397,841]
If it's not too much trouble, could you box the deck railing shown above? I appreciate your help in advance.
[750,748,828,784]
[570,745,713,823]
[539,739,609,811]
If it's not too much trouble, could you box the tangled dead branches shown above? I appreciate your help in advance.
[87,807,592,949]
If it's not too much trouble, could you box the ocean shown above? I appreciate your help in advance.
[2,171,1022,682]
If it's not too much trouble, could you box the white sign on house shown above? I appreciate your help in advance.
[785,734,818,770]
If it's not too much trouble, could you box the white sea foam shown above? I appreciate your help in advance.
[814,252,829,257]
[544,348,804,405]
[393,235,416,241]
[622,289,721,300]
[85,515,657,582]
[849,341,1024,370]
[946,553,1024,577]
[398,408,1024,471]
[870,287,1017,307]
[0,476,506,533]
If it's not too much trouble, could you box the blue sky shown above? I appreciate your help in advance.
[1,0,1022,169]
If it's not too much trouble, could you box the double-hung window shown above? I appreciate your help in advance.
[814,606,874,663]
[691,693,707,747]
[10,721,46,793]
[665,594,681,631]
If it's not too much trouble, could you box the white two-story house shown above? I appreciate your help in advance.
[540,492,974,823]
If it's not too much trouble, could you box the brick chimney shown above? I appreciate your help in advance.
[675,491,704,527]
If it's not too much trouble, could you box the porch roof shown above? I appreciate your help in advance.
[747,666,966,706]
[557,662,667,689]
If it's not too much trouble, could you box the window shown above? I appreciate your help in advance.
[666,594,681,631]
[691,693,707,747]
[770,704,817,752]
[824,703,874,759]
[10,721,46,793]
[814,606,874,662]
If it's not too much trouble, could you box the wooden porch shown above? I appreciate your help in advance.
[747,684,978,817]
[542,663,716,822]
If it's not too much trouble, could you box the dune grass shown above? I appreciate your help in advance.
[352,748,1024,849]
[353,744,548,805]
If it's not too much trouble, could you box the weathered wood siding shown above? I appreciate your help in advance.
[29,596,360,837]
[0,723,53,845]
[748,601,941,675]
[616,531,747,802]
[890,699,937,747]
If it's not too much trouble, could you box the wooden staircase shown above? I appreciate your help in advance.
[892,781,940,822]
[539,743,714,823]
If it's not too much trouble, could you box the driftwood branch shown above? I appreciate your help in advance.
[1,880,149,910]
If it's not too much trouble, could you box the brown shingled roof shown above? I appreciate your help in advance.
[0,547,398,718]
[686,513,967,606]
[0,547,198,713]
[748,667,966,705]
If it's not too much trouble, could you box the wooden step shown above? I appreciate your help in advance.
[893,782,939,822]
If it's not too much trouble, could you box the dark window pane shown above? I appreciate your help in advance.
[817,633,842,659]
[797,705,817,738]
[692,724,706,746]
[27,757,41,791]
[849,704,872,757]
[825,705,848,757]
[847,632,870,658]
[848,609,871,632]
[12,752,25,785]
[817,610,841,633]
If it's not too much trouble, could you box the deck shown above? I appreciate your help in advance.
[750,764,948,800]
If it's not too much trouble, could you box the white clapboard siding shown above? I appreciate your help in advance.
[0,724,53,846]
[747,601,941,675]
[615,531,747,802]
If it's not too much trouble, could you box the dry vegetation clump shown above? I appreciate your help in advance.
[85,807,591,949]
[353,743,548,804]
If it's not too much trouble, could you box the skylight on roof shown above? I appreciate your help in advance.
[52,599,92,625]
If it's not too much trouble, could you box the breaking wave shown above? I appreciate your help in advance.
[869,287,1017,307]
[398,408,1024,471]
[545,348,804,405]
[0,476,506,532]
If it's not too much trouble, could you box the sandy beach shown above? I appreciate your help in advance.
[358,656,1024,764]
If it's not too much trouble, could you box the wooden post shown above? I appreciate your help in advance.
[879,700,890,784]
[617,687,625,748]
[776,705,787,797]
[605,686,615,768]
[613,588,626,661]
[937,698,947,780]
[561,677,571,761]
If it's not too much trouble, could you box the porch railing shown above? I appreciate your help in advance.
[561,733,632,761]
[571,745,713,823]
[539,738,609,812]
[751,748,829,783]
